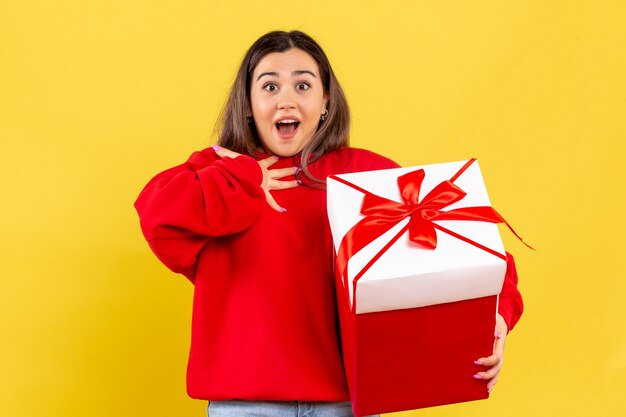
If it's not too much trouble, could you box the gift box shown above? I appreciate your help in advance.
[327,159,509,416]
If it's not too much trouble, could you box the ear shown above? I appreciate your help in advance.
[323,93,329,112]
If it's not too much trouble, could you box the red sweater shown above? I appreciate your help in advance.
[134,147,523,401]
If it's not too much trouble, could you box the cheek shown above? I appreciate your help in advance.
[303,104,322,126]
[250,92,269,114]
[304,94,325,120]
[252,103,274,125]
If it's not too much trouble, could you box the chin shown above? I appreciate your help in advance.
[273,149,301,157]
[267,141,307,157]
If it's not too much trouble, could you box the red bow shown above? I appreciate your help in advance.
[330,159,531,312]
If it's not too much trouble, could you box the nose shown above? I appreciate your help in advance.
[277,89,297,110]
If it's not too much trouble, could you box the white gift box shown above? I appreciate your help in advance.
[327,159,507,314]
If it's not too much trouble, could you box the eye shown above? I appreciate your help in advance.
[296,82,310,91]
[263,82,278,92]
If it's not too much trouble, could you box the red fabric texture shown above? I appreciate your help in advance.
[134,147,524,402]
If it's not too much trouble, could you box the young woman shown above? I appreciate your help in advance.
[135,30,523,417]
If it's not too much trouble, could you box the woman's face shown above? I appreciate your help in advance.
[250,48,328,157]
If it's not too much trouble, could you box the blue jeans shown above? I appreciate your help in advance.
[207,400,378,417]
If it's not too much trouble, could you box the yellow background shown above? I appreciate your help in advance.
[1,1,624,416]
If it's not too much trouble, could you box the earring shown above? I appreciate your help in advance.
[320,109,328,121]
[247,116,253,125]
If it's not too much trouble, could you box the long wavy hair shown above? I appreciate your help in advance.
[216,30,350,184]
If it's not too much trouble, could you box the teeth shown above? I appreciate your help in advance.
[277,119,298,124]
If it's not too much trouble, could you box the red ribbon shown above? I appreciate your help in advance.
[330,159,531,313]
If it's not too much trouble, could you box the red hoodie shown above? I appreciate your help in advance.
[134,146,523,401]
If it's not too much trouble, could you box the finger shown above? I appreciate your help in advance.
[267,166,299,180]
[475,333,506,366]
[487,374,500,392]
[475,351,501,367]
[475,349,500,367]
[475,339,505,380]
[212,145,241,159]
[475,358,503,381]
[267,179,299,191]
[258,155,280,169]
[264,190,286,213]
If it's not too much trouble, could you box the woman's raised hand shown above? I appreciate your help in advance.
[213,146,299,212]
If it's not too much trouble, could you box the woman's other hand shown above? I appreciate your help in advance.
[213,146,298,212]
[473,313,508,392]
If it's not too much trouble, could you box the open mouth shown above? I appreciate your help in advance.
[275,119,301,136]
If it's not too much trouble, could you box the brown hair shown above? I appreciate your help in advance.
[216,30,350,184]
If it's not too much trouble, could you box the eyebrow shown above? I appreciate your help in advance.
[256,70,317,81]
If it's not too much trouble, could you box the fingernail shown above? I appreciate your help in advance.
[473,374,483,380]
[212,145,222,151]
[280,208,287,213]
[495,330,502,339]
[474,360,482,366]
[295,167,302,173]
[488,386,493,393]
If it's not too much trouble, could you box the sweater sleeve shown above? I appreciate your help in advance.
[134,147,266,281]
[497,252,524,332]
